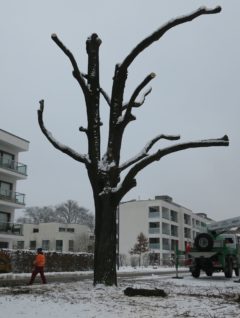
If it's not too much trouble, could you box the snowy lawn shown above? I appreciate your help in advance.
[0,269,240,318]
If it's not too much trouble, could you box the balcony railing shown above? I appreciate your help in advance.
[0,157,27,176]
[149,212,160,218]
[149,228,160,234]
[162,244,170,250]
[0,188,25,205]
[149,243,160,249]
[0,222,23,235]
[162,228,170,235]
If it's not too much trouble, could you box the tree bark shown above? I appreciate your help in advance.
[93,195,118,286]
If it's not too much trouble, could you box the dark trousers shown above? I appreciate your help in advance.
[29,266,47,284]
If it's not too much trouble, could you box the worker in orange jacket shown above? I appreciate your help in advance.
[28,248,47,285]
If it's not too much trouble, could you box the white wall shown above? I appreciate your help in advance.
[118,197,212,265]
[15,222,92,252]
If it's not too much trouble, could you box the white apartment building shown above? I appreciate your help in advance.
[118,195,213,265]
[0,129,29,249]
[14,222,94,253]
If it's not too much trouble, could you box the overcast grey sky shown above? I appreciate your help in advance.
[1,0,239,221]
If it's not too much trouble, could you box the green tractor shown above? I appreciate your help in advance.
[189,216,240,278]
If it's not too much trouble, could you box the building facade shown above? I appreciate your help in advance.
[118,195,213,265]
[0,129,29,249]
[14,222,94,253]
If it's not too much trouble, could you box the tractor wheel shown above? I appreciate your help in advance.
[194,233,213,252]
[234,267,239,277]
[205,269,213,277]
[224,258,233,278]
[191,266,200,278]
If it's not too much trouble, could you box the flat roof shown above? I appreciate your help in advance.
[0,129,29,143]
[0,129,29,152]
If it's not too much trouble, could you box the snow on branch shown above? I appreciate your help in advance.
[122,73,155,115]
[117,135,229,199]
[119,6,221,72]
[51,34,89,96]
[120,134,180,171]
[38,100,90,165]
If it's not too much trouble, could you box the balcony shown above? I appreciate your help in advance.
[149,243,160,250]
[0,188,25,206]
[0,157,27,177]
[148,211,160,218]
[0,222,23,236]
[149,227,160,234]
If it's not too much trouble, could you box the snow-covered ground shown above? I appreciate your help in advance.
[0,267,240,318]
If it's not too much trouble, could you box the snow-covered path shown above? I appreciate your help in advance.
[0,271,240,318]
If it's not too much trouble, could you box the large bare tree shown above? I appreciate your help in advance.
[38,6,229,286]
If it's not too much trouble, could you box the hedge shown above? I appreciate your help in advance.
[0,249,94,273]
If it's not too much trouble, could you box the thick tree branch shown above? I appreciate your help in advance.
[85,33,102,163]
[38,100,90,165]
[119,6,221,72]
[51,34,89,97]
[107,6,221,165]
[117,135,229,199]
[122,73,155,123]
[120,134,180,171]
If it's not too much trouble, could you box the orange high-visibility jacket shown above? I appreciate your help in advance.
[34,253,46,267]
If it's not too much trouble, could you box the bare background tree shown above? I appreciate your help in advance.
[17,200,94,230]
[38,6,229,286]
[76,232,94,253]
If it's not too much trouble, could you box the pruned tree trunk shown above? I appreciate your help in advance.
[38,6,229,286]
[93,197,118,285]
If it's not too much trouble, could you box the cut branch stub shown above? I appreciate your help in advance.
[51,33,89,97]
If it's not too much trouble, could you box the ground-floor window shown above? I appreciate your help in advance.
[0,212,11,232]
[42,240,50,250]
[56,240,63,252]
[0,242,9,248]
[68,240,74,252]
[30,240,36,250]
[149,252,160,266]
[17,241,24,249]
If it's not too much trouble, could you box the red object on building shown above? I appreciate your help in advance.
[185,242,191,254]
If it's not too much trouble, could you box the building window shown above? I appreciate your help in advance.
[17,241,24,249]
[171,239,178,251]
[42,240,50,250]
[184,227,191,239]
[30,240,36,250]
[184,214,191,226]
[170,210,178,222]
[148,206,160,218]
[33,228,39,233]
[67,228,75,233]
[0,181,12,198]
[0,242,8,248]
[0,151,14,169]
[59,227,66,232]
[162,207,169,220]
[69,240,74,252]
[56,240,63,252]
[149,237,160,249]
[162,222,170,235]
[149,222,160,234]
[171,225,178,237]
[0,212,10,231]
[201,222,206,228]
[162,238,170,250]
